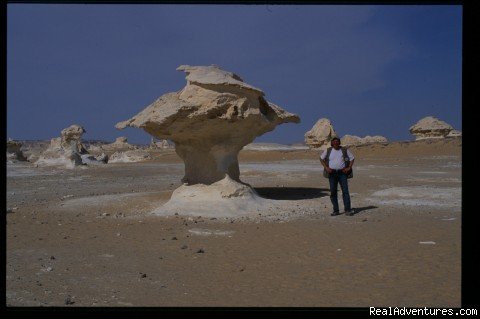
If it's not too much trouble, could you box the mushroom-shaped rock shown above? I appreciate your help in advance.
[116,65,300,185]
[304,118,338,149]
[409,116,454,140]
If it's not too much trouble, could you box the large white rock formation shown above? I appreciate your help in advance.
[304,118,338,149]
[409,116,457,140]
[116,65,299,216]
[116,64,300,185]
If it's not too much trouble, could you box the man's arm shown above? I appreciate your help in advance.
[342,158,355,173]
[320,159,333,173]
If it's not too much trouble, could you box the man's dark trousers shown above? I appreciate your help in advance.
[328,170,351,213]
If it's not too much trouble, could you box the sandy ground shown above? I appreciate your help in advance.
[6,139,462,307]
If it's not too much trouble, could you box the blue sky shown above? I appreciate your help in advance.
[7,4,462,144]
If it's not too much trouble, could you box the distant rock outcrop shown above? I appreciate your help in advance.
[340,135,363,146]
[341,134,388,146]
[108,150,151,163]
[409,116,458,140]
[89,136,137,152]
[6,140,27,162]
[304,118,338,149]
[149,138,175,149]
[116,64,300,185]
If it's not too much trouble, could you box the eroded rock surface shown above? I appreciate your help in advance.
[6,140,27,162]
[149,138,175,149]
[304,118,337,149]
[153,175,269,217]
[89,136,136,152]
[36,125,106,168]
[116,65,300,185]
[341,134,388,146]
[446,130,462,138]
[409,116,455,140]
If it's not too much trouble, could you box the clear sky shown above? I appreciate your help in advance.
[7,4,462,144]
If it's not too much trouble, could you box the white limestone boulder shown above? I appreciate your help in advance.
[36,124,106,168]
[340,135,363,147]
[409,116,454,140]
[304,118,338,149]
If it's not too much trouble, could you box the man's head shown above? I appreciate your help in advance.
[330,137,341,149]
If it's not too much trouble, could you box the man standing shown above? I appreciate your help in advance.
[320,137,355,216]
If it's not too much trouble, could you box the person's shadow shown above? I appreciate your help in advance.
[348,205,378,215]
[254,187,329,200]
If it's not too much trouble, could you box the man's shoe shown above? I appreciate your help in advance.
[330,211,340,216]
[345,210,354,216]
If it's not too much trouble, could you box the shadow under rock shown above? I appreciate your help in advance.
[254,187,329,200]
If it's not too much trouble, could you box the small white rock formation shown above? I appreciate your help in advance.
[116,65,300,184]
[304,118,338,149]
[340,135,363,146]
[409,116,457,140]
[149,137,174,149]
[116,65,299,216]
[106,137,136,150]
[341,134,388,146]
[6,140,27,162]
[88,136,136,153]
[36,124,106,168]
[108,150,151,163]
[362,135,388,144]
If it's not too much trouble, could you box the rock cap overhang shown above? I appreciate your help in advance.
[177,64,264,95]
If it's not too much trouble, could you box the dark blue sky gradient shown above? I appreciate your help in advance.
[7,4,462,144]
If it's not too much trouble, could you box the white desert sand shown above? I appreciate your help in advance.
[6,138,462,307]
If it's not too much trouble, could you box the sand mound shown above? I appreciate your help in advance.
[152,175,272,217]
